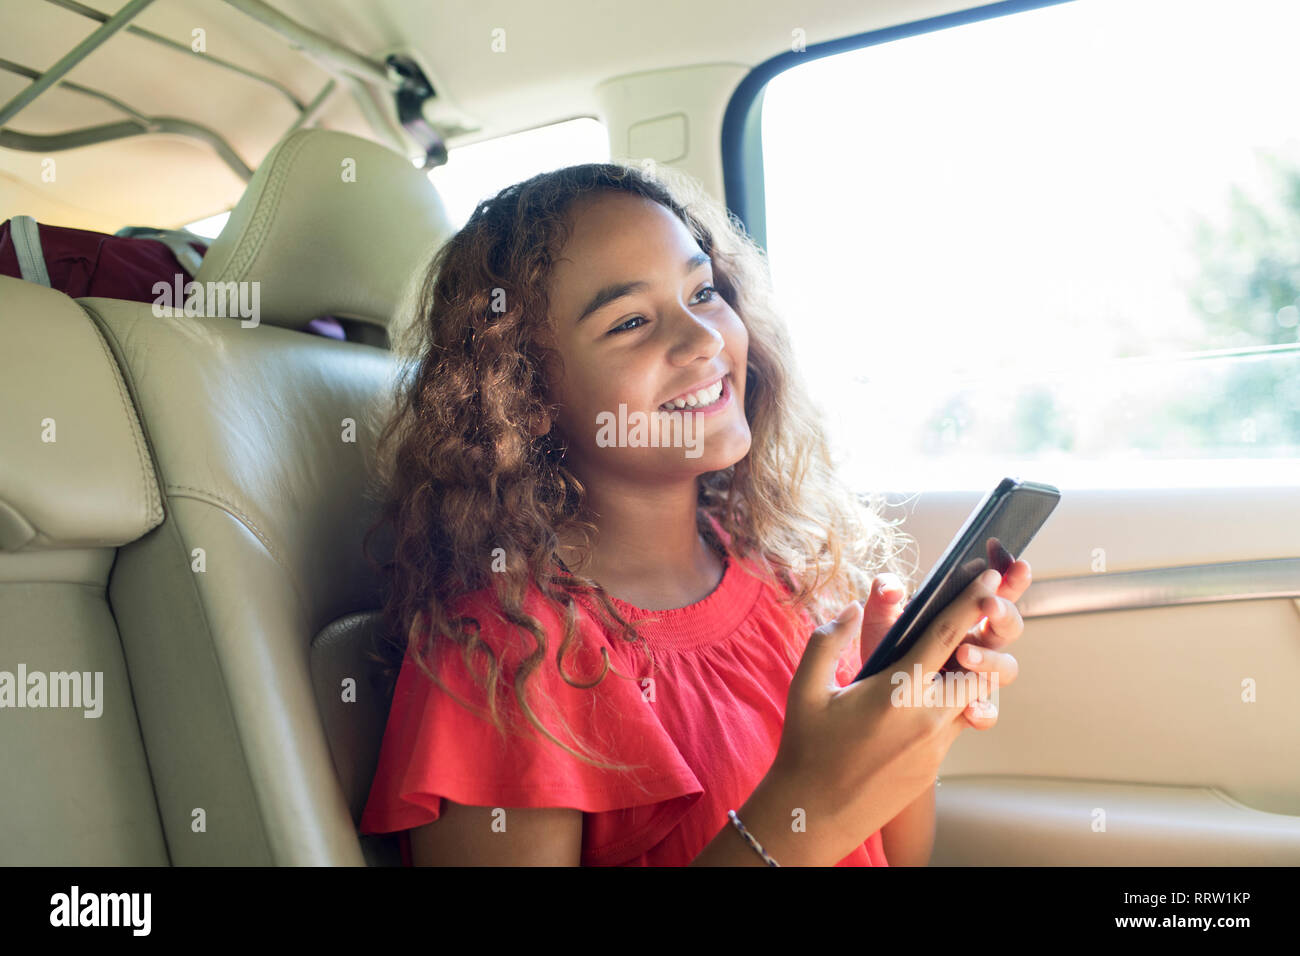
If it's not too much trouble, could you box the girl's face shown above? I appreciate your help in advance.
[541,191,751,483]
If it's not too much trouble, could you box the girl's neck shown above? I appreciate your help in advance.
[557,519,726,611]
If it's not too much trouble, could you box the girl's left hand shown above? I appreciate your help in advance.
[860,560,1032,728]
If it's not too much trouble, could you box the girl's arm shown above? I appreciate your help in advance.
[880,780,936,866]
[410,800,582,865]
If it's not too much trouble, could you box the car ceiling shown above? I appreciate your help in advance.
[0,0,980,232]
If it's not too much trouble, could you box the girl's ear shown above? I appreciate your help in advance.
[528,408,552,438]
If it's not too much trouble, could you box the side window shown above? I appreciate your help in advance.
[182,211,232,239]
[757,0,1300,489]
[429,117,610,227]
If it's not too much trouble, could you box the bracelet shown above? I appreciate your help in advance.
[727,809,780,866]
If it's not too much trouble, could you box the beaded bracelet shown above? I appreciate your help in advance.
[727,809,780,866]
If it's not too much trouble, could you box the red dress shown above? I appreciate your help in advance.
[359,520,888,867]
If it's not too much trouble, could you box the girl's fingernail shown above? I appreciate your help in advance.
[878,575,904,602]
[969,698,997,719]
[964,644,982,665]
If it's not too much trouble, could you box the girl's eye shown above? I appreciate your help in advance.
[608,316,647,335]
[606,285,719,335]
[693,284,719,304]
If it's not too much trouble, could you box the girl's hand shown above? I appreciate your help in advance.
[773,569,1009,862]
[944,558,1030,728]
[862,560,1032,729]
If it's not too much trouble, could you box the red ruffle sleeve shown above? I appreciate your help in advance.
[358,585,705,865]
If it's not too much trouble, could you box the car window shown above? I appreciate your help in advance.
[428,116,610,226]
[758,0,1300,489]
[182,211,233,239]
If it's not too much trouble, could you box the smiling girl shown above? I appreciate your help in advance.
[358,162,1030,866]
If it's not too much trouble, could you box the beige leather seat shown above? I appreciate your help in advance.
[2,127,455,864]
[0,276,169,864]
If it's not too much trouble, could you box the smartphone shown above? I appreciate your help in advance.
[852,477,1061,681]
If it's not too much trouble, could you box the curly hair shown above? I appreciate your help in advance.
[361,161,917,789]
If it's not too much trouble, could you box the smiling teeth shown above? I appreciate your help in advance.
[660,378,724,410]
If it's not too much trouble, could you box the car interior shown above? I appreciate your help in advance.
[1,0,1298,869]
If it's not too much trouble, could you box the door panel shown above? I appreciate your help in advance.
[933,777,1300,866]
[884,484,1300,864]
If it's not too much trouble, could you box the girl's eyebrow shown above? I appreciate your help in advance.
[574,252,712,326]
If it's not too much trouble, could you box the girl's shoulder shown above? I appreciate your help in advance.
[429,571,611,676]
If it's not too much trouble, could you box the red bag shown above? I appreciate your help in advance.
[0,217,208,302]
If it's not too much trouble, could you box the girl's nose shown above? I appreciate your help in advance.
[666,307,724,363]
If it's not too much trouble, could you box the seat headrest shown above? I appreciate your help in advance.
[194,129,454,335]
[0,277,163,551]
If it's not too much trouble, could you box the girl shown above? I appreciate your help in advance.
[358,162,1030,866]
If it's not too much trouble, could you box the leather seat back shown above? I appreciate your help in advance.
[81,128,454,864]
[0,276,169,864]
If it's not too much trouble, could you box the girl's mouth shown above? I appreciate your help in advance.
[658,374,731,414]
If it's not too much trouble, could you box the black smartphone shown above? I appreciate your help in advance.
[853,477,1061,681]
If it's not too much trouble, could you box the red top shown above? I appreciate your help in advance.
[359,517,888,867]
